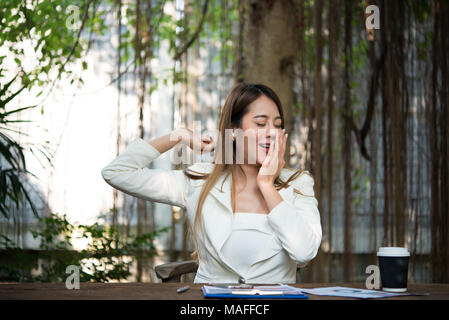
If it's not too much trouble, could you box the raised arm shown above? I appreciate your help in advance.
[101,128,215,208]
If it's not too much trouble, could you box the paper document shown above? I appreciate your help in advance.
[202,284,308,298]
[301,286,418,299]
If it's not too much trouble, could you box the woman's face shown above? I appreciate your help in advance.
[235,95,283,166]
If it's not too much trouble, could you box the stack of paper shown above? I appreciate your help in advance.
[300,286,420,299]
[202,284,308,299]
[202,285,427,299]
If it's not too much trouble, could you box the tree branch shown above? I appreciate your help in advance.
[173,0,210,61]
[344,44,386,162]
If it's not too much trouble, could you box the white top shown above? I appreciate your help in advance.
[221,212,272,277]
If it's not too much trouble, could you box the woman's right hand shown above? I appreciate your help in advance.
[176,127,215,154]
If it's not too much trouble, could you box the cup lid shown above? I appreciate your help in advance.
[377,247,410,257]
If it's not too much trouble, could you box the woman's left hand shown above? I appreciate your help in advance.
[257,128,288,188]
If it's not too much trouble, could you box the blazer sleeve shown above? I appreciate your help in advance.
[266,172,322,267]
[101,137,189,208]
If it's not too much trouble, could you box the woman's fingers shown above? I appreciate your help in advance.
[201,139,215,153]
[266,130,278,169]
[274,131,281,156]
[188,132,215,154]
[273,129,285,170]
[280,129,287,159]
[265,130,275,163]
[260,134,273,172]
[201,132,216,153]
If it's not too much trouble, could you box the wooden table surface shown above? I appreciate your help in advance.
[0,282,447,300]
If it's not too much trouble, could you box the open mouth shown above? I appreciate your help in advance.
[258,143,271,153]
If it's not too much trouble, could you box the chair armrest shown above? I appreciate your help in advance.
[154,260,198,282]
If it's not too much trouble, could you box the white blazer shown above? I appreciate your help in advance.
[101,138,322,284]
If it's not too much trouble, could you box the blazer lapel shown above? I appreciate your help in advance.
[208,172,233,214]
[205,172,233,251]
[202,172,246,276]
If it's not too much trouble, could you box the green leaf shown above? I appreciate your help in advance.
[1,105,37,118]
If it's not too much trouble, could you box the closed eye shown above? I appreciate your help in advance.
[255,122,282,128]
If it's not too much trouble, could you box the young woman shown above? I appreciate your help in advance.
[101,83,322,284]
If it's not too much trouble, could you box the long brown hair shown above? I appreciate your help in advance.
[183,83,310,263]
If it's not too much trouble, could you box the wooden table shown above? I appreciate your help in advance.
[0,282,447,300]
